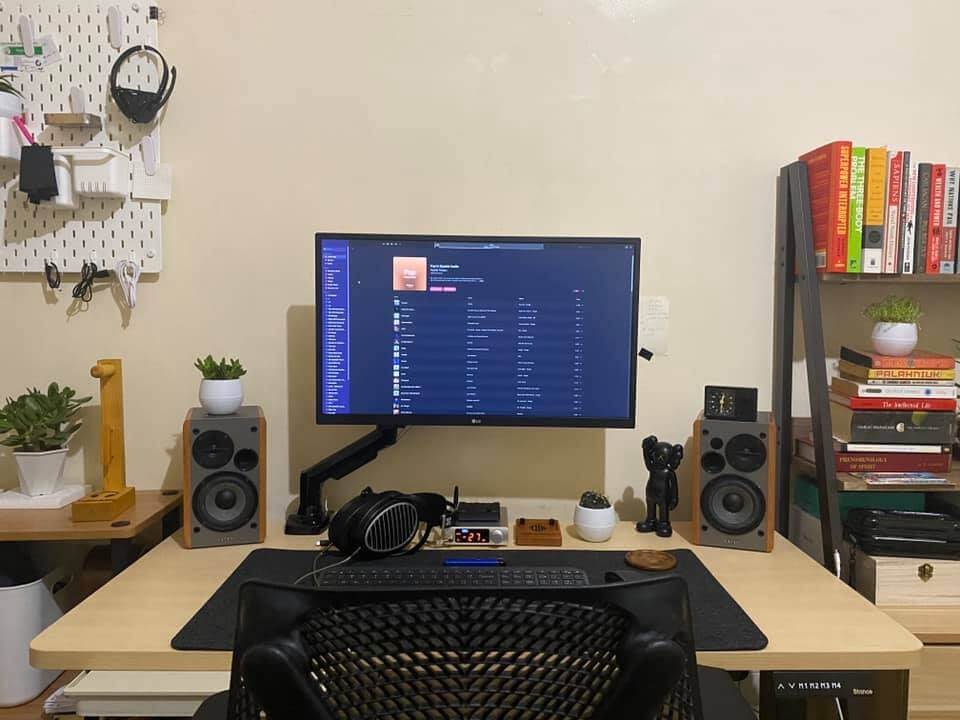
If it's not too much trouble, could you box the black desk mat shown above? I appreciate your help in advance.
[172,548,767,653]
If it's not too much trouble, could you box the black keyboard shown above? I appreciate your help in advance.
[313,566,590,588]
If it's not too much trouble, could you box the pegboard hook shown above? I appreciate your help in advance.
[18,15,35,57]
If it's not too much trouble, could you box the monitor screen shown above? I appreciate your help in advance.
[316,234,640,428]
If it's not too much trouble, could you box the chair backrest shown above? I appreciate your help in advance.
[227,575,703,720]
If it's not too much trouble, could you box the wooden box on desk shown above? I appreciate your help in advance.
[851,549,960,606]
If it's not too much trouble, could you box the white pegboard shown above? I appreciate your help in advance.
[0,1,163,273]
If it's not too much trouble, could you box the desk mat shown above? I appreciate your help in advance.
[171,548,767,652]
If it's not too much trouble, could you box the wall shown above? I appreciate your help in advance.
[2,0,959,524]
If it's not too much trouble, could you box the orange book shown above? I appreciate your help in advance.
[799,141,851,272]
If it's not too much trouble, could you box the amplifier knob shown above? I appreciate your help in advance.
[490,528,507,545]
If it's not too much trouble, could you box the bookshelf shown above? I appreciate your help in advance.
[821,274,960,285]
[773,161,960,571]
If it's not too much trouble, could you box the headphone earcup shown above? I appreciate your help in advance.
[328,489,375,553]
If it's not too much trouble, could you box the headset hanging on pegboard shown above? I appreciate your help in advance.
[110,45,176,123]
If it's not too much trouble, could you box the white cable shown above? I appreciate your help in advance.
[115,259,141,309]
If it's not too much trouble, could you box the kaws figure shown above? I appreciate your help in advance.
[636,435,683,538]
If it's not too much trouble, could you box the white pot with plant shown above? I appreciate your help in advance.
[0,74,23,162]
[0,383,91,497]
[574,491,617,543]
[864,296,921,357]
[196,355,246,415]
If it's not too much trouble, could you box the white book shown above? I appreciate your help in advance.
[901,160,918,273]
[832,376,958,398]
[882,151,902,273]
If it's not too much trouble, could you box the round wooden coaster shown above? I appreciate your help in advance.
[625,550,677,572]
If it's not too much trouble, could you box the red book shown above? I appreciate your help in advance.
[829,391,957,412]
[799,141,851,272]
[839,346,956,370]
[926,163,946,273]
[796,439,952,473]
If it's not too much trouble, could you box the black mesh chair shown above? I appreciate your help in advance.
[194,576,752,720]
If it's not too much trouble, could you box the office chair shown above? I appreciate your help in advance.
[194,576,752,720]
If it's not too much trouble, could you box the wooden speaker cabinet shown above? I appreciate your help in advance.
[183,406,266,549]
[692,411,776,552]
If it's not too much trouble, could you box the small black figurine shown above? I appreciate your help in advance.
[636,435,683,538]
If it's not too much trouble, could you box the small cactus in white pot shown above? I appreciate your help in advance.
[864,296,921,358]
[195,355,246,415]
[574,491,617,543]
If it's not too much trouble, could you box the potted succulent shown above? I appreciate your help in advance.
[0,74,22,119]
[864,295,921,357]
[0,384,90,496]
[195,356,247,415]
[574,491,617,543]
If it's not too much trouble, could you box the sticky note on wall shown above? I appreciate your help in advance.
[639,296,669,356]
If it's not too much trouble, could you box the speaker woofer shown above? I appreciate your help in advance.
[193,472,258,532]
[192,430,235,469]
[700,474,765,535]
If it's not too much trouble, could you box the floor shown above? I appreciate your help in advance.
[0,672,77,720]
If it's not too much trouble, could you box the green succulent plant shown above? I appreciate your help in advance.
[579,491,611,509]
[0,383,91,452]
[0,74,22,98]
[863,296,922,324]
[194,355,247,380]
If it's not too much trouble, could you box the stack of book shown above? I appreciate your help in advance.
[799,140,960,275]
[796,348,957,487]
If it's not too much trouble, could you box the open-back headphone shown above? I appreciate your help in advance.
[109,45,176,123]
[327,487,450,559]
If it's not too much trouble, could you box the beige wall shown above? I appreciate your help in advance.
[3,1,959,525]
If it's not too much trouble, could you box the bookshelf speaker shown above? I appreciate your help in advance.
[183,406,266,548]
[692,411,775,552]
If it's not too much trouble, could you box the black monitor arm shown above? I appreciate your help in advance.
[284,426,400,535]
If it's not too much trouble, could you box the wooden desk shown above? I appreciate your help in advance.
[0,490,182,573]
[0,490,182,542]
[31,521,920,674]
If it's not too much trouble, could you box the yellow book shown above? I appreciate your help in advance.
[838,359,955,381]
[862,147,887,273]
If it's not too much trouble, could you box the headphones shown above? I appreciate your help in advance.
[110,45,176,123]
[328,487,449,559]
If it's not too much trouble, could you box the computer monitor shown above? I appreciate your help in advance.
[316,234,641,428]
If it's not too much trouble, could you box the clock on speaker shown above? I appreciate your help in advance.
[183,406,266,548]
[692,410,775,552]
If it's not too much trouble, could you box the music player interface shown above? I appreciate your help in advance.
[319,238,636,420]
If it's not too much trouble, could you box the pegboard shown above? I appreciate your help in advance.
[0,1,164,273]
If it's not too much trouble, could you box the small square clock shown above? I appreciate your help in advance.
[704,386,758,422]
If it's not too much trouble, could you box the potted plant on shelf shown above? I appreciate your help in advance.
[0,384,91,497]
[195,355,246,415]
[0,74,22,119]
[574,491,617,543]
[864,295,922,357]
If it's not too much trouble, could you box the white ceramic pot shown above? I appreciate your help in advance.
[573,504,617,543]
[0,92,22,119]
[199,378,244,415]
[0,118,22,162]
[13,448,68,497]
[871,322,918,357]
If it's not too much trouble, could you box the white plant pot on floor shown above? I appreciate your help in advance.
[871,322,918,357]
[199,379,244,415]
[13,449,68,497]
[574,505,617,543]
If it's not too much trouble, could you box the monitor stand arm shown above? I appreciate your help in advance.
[284,426,400,535]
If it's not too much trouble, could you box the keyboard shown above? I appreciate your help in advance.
[312,566,590,588]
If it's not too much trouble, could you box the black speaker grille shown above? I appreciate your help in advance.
[193,472,258,532]
[192,430,235,469]
[700,475,765,535]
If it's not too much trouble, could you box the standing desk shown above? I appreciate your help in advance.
[31,521,921,718]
